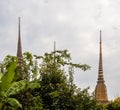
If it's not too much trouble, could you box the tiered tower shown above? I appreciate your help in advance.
[95,30,108,104]
[17,17,26,80]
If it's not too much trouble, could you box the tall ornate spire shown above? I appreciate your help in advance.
[17,17,22,59]
[98,30,104,83]
[16,17,26,80]
[95,30,108,104]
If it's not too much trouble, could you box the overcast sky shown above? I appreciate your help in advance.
[0,0,120,100]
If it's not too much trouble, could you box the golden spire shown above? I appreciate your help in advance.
[95,30,108,104]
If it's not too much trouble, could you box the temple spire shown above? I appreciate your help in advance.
[16,17,26,80]
[95,30,108,104]
[98,30,104,83]
[17,17,22,59]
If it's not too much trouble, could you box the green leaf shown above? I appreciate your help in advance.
[5,80,26,96]
[0,62,17,92]
[26,81,40,90]
[49,91,59,98]
[7,98,22,108]
[0,73,2,84]
[0,73,3,80]
[6,80,40,97]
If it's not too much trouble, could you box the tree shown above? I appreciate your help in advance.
[1,49,97,110]
[0,54,42,110]
[33,49,91,109]
[0,61,22,109]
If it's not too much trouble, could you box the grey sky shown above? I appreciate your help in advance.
[0,0,120,100]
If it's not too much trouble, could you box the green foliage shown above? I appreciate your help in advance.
[24,96,43,110]
[0,49,95,110]
[5,80,26,97]
[7,98,22,108]
[0,59,41,109]
[34,50,93,110]
[0,61,22,109]
[107,98,120,110]
[0,62,17,92]
[25,80,40,90]
[74,88,97,110]
[11,80,42,110]
[23,52,40,80]
[0,73,3,79]
[38,49,91,70]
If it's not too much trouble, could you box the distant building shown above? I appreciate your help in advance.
[95,30,108,104]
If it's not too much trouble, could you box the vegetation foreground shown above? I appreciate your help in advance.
[0,50,120,110]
